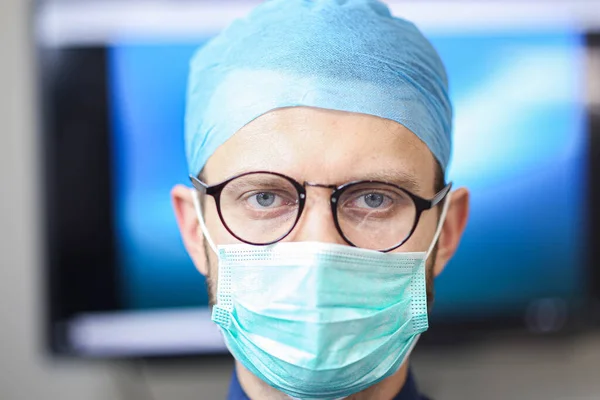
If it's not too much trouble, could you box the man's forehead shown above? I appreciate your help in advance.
[203,107,435,193]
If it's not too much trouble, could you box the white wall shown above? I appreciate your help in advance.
[2,1,600,399]
[0,1,230,399]
[0,0,115,398]
[0,0,106,398]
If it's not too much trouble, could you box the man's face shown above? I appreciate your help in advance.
[173,106,469,308]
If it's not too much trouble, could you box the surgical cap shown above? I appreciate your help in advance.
[185,0,452,177]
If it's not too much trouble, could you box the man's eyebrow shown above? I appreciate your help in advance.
[352,170,421,192]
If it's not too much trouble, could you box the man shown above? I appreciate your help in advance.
[172,0,469,399]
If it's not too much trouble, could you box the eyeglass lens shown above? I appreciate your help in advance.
[219,173,300,244]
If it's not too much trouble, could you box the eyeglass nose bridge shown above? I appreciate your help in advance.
[302,181,339,202]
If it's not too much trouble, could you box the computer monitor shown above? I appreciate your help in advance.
[37,0,598,358]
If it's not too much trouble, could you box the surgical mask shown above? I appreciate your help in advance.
[192,190,451,400]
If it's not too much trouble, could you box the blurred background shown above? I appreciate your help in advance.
[2,0,600,399]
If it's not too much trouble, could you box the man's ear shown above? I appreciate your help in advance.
[171,184,209,276]
[432,187,470,277]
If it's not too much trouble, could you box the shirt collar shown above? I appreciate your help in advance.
[227,367,428,400]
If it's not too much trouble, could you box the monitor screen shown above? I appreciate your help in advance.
[38,1,593,358]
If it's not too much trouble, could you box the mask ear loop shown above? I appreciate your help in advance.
[425,192,452,260]
[191,189,219,255]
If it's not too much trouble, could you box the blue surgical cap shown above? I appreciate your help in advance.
[185,0,452,177]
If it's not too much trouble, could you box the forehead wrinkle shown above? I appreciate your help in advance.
[345,169,421,193]
[208,108,433,190]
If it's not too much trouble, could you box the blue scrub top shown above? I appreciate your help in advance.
[227,367,431,400]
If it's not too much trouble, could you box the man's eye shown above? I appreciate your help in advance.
[352,192,390,209]
[253,192,277,207]
[245,191,291,209]
[362,193,385,208]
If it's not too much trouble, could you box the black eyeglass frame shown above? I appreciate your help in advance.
[190,171,452,252]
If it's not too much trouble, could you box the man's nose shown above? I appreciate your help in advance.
[287,187,348,245]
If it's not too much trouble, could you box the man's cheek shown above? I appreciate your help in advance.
[204,246,219,306]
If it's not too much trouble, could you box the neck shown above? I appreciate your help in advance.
[236,360,410,400]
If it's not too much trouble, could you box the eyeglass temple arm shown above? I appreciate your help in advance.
[189,175,209,192]
[430,182,453,208]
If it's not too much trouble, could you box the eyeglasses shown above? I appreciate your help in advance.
[190,171,452,252]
